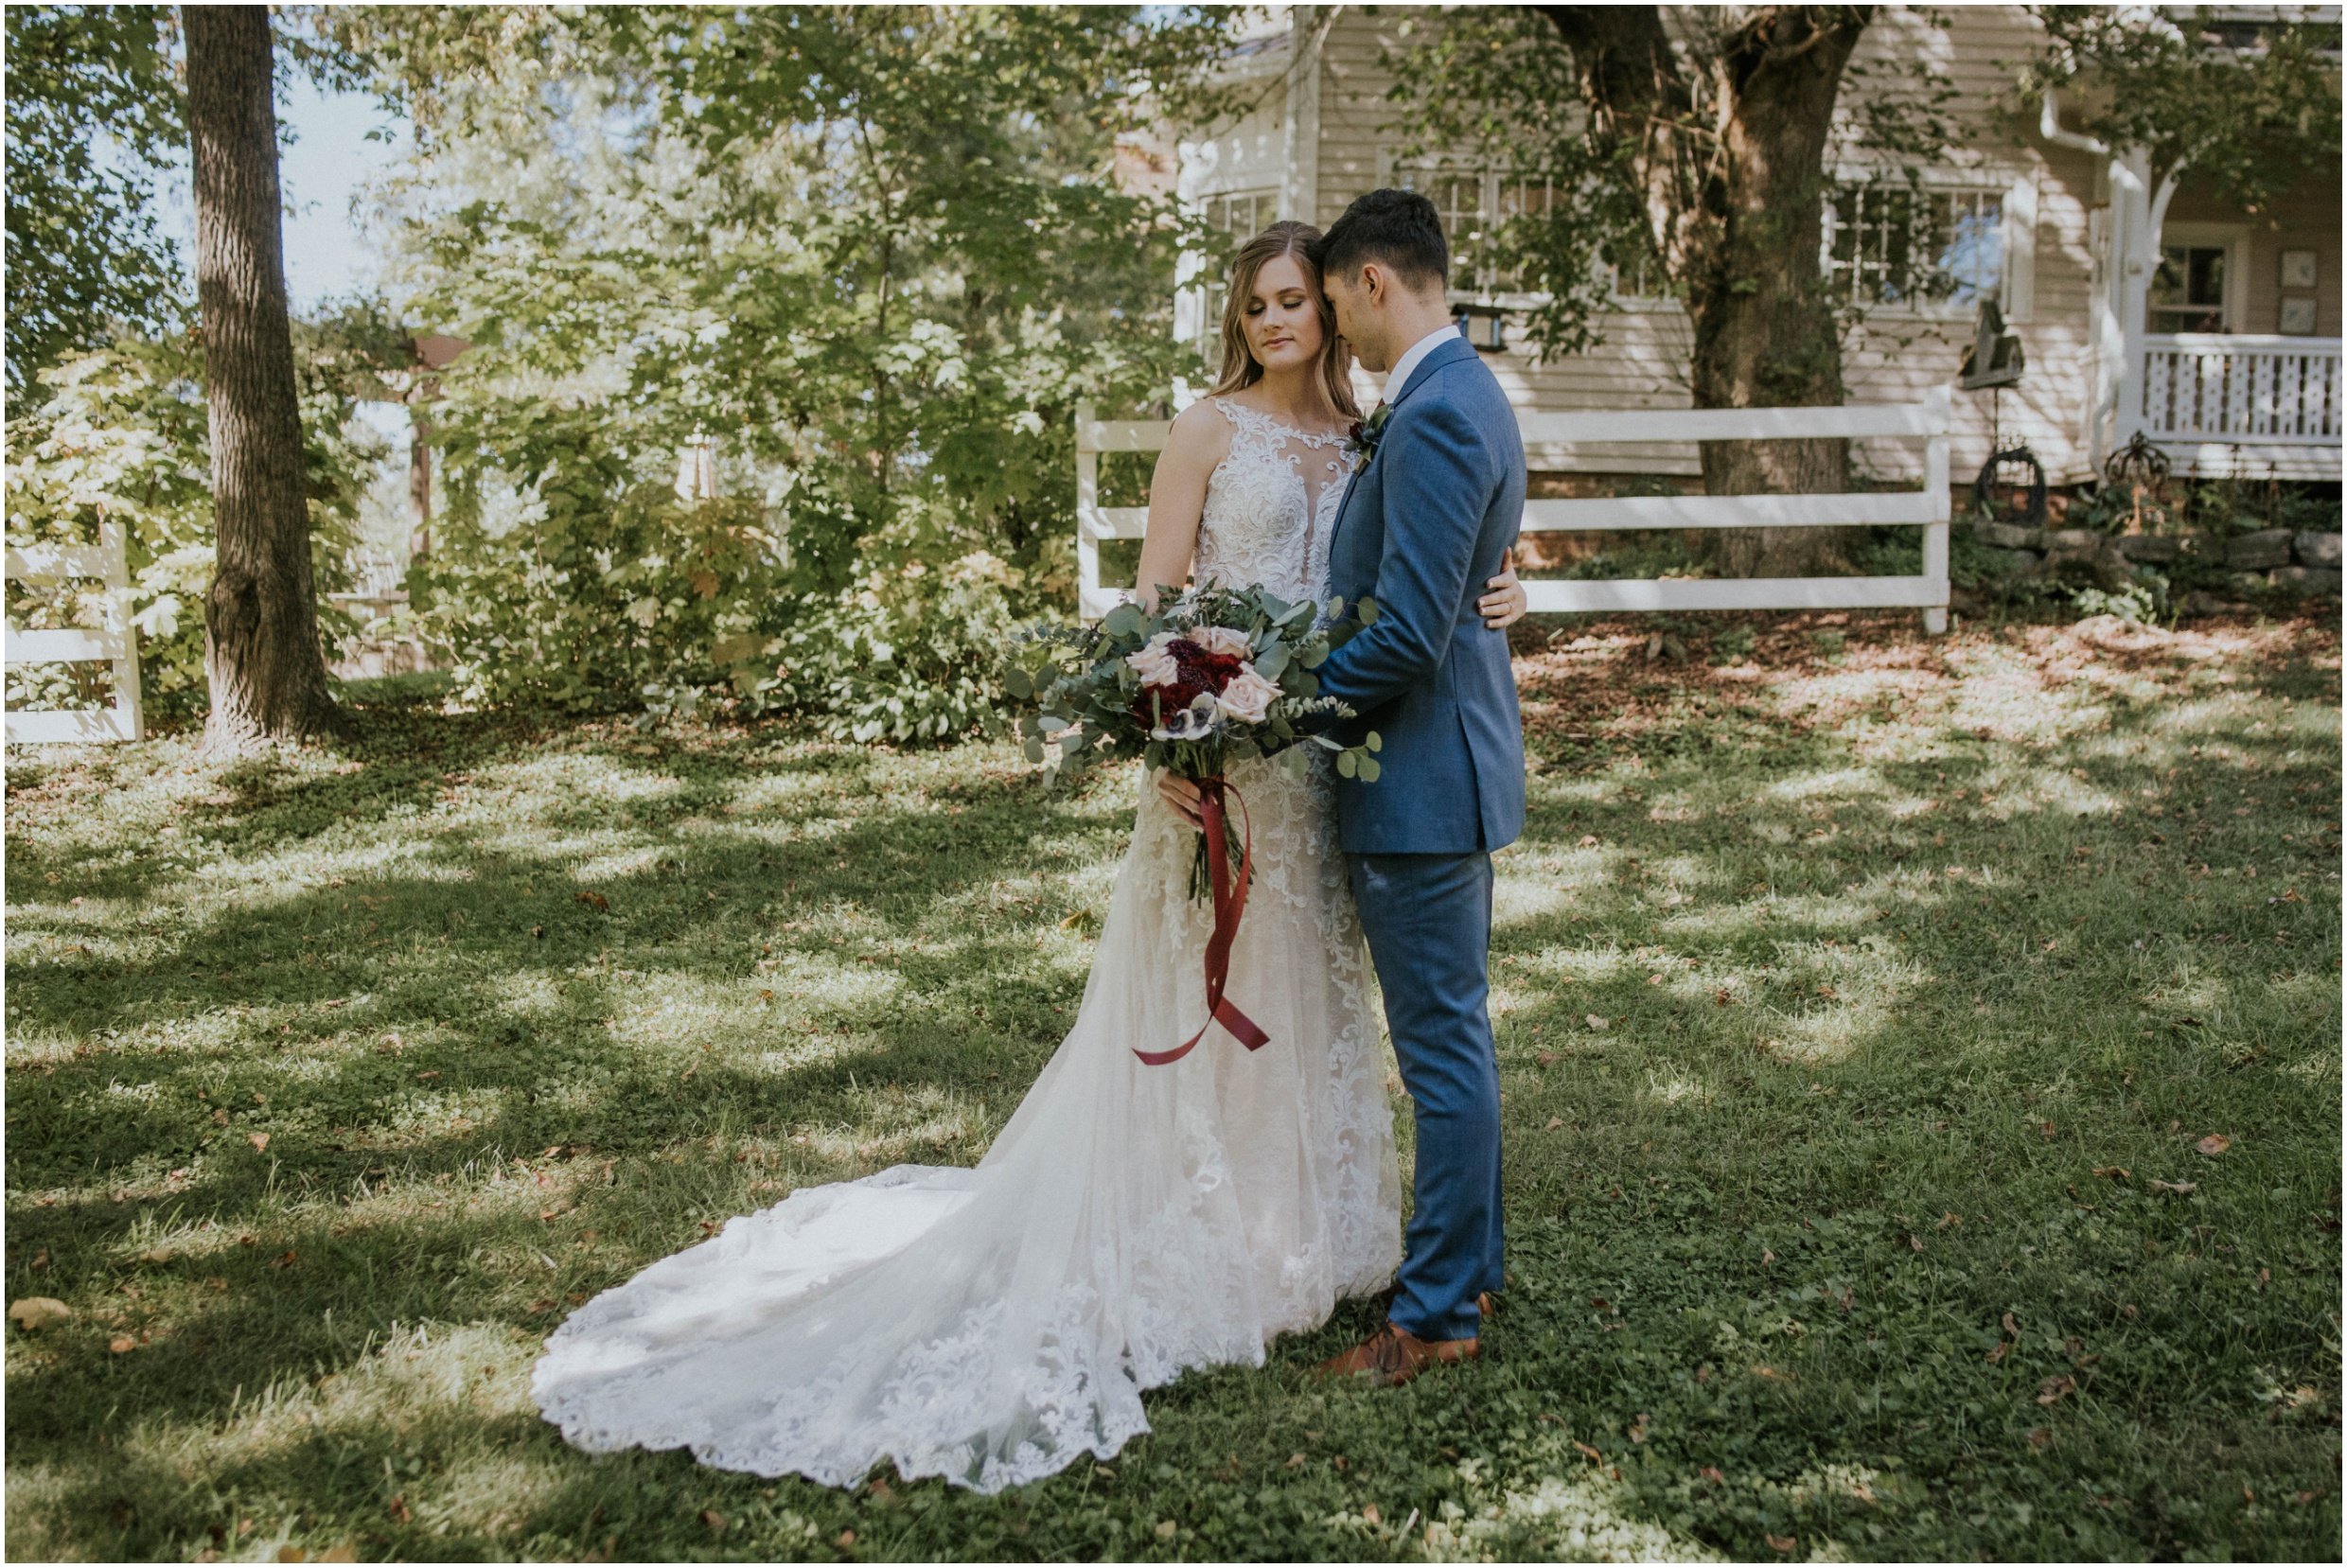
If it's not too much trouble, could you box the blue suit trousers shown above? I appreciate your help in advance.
[1348,849,1505,1342]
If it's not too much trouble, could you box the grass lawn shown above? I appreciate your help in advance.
[5,608,2339,1563]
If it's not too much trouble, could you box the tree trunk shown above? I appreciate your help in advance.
[1688,9,1867,577]
[186,5,336,751]
[1541,6,1871,577]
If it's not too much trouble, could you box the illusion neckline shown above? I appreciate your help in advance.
[1211,395,1353,449]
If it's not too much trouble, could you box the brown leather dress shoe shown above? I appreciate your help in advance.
[1316,1320,1479,1388]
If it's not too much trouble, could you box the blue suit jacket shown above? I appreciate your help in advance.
[1315,335,1526,855]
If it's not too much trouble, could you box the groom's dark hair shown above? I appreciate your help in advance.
[1313,188,1448,293]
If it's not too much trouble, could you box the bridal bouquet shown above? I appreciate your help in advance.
[997,584,1384,1065]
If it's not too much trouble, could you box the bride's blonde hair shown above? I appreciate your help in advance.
[1208,220,1363,423]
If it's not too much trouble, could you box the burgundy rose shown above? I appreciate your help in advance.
[1130,638,1244,728]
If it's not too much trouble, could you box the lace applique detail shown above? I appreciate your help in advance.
[1193,396,1357,608]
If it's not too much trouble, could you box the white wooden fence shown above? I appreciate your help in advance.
[4,521,146,744]
[1076,385,1953,633]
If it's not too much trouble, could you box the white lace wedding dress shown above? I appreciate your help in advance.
[533,396,1399,1492]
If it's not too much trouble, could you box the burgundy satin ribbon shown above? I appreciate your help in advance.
[1134,777,1270,1066]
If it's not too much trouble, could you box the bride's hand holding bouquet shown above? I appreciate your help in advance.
[996,583,1385,1064]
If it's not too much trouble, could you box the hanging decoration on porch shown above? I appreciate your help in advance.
[1960,301,2047,527]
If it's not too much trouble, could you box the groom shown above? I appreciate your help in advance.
[1312,188,1526,1386]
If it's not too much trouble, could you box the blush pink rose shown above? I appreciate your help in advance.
[1213,665,1282,724]
[1126,631,1184,686]
[1192,625,1253,660]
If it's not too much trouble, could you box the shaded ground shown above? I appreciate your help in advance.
[6,608,2340,1562]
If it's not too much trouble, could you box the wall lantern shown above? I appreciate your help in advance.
[1452,301,1507,353]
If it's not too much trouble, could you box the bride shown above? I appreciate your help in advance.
[532,220,1531,1493]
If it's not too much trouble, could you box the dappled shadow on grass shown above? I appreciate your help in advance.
[7,613,2340,1561]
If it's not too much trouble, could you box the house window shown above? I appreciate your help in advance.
[2148,244,2229,333]
[1605,226,1683,307]
[1825,182,2006,312]
[1193,187,1281,357]
[1203,188,1279,241]
[1388,158,1567,296]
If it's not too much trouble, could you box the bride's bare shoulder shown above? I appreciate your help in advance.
[1157,397,1236,473]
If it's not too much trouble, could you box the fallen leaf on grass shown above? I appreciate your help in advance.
[387,1494,411,1524]
[699,1510,727,1535]
[1572,1440,1602,1461]
[1584,1014,1609,1031]
[248,1133,270,1153]
[9,1297,72,1330]
[2195,1134,2232,1156]
[1700,1466,1725,1484]
[1985,1341,2010,1365]
[835,1530,856,1549]
[1535,1050,1557,1067]
[1765,1532,1796,1553]
[2028,1427,2051,1449]
[2092,1166,2130,1180]
[2036,1373,2076,1405]
[1544,1117,1563,1130]
[1155,1519,1177,1539]
[1361,1504,1382,1524]
[1283,1453,1306,1469]
[2148,1179,2197,1194]
[109,1334,138,1353]
[574,890,609,912]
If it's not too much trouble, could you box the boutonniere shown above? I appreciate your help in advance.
[1348,400,1391,463]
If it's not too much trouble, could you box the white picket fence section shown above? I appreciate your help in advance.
[1076,385,1953,633]
[4,521,146,744]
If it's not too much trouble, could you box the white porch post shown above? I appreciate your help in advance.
[2109,146,2154,449]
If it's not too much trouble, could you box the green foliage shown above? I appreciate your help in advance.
[2021,6,2342,196]
[2,5,188,397]
[4,323,385,714]
[362,5,1235,738]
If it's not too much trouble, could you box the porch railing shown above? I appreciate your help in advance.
[2141,332,2342,448]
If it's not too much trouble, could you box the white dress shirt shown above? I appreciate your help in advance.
[1381,322,1461,403]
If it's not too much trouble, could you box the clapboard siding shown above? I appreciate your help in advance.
[1295,4,2111,482]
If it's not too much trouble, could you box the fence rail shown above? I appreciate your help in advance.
[1075,385,1953,632]
[4,523,145,744]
